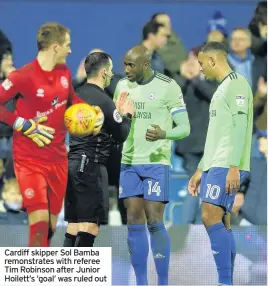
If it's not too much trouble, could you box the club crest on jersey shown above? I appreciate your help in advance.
[2,79,13,90]
[36,88,44,97]
[148,92,156,100]
[24,188,35,199]
[61,76,69,89]
[236,95,245,105]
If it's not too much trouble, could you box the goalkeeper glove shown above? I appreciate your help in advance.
[13,116,55,147]
[92,106,104,136]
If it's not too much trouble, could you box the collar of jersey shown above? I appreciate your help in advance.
[33,59,55,76]
[136,71,155,85]
[85,83,104,92]
[219,71,235,85]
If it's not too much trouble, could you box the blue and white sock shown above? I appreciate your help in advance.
[227,229,236,284]
[148,222,170,285]
[207,222,232,285]
[127,224,149,285]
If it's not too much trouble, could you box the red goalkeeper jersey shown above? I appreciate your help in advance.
[0,59,82,164]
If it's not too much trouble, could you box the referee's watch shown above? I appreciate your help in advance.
[123,113,132,121]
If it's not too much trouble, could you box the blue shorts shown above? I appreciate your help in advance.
[200,167,249,213]
[119,164,170,202]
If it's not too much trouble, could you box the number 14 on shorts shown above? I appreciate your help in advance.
[148,181,161,196]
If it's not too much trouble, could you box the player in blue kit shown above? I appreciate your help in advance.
[188,42,253,286]
[114,45,190,285]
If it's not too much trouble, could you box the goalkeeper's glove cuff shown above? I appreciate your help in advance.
[13,117,26,131]
[13,117,34,133]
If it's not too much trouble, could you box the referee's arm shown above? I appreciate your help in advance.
[102,97,132,143]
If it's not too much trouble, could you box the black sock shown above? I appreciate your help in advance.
[74,232,96,247]
[47,227,55,246]
[63,233,77,247]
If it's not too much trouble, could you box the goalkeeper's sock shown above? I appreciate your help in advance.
[74,232,96,247]
[148,222,170,285]
[63,233,77,247]
[128,224,149,285]
[47,227,55,247]
[207,222,232,285]
[28,221,49,247]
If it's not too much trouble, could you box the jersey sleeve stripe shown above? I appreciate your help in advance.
[229,72,238,80]
[155,72,172,83]
[170,107,186,115]
[155,75,171,83]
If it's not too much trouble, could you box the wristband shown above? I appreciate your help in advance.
[123,113,132,121]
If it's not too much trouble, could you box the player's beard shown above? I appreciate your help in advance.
[104,77,109,88]
[204,73,212,80]
[135,72,144,83]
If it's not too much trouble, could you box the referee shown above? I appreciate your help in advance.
[63,52,134,247]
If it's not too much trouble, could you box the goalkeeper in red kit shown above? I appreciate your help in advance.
[0,23,83,247]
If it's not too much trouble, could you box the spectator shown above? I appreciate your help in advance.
[232,136,267,225]
[174,47,218,224]
[248,1,267,58]
[0,178,28,225]
[0,38,16,189]
[142,20,167,74]
[0,159,4,192]
[0,29,12,57]
[207,11,228,49]
[228,27,265,93]
[254,76,267,135]
[151,13,187,76]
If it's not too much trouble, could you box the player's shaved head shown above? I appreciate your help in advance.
[126,45,152,65]
[124,45,152,82]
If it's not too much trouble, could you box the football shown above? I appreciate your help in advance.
[64,103,104,136]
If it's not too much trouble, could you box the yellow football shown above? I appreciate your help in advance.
[64,103,104,136]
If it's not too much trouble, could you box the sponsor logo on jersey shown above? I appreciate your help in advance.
[36,88,44,97]
[51,97,59,106]
[36,99,67,117]
[1,79,13,90]
[61,76,69,89]
[148,92,156,100]
[113,109,122,123]
[236,95,245,105]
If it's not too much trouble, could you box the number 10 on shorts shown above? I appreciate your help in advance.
[148,181,161,196]
[205,184,220,200]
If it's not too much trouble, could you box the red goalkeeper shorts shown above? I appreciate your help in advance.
[14,160,68,214]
